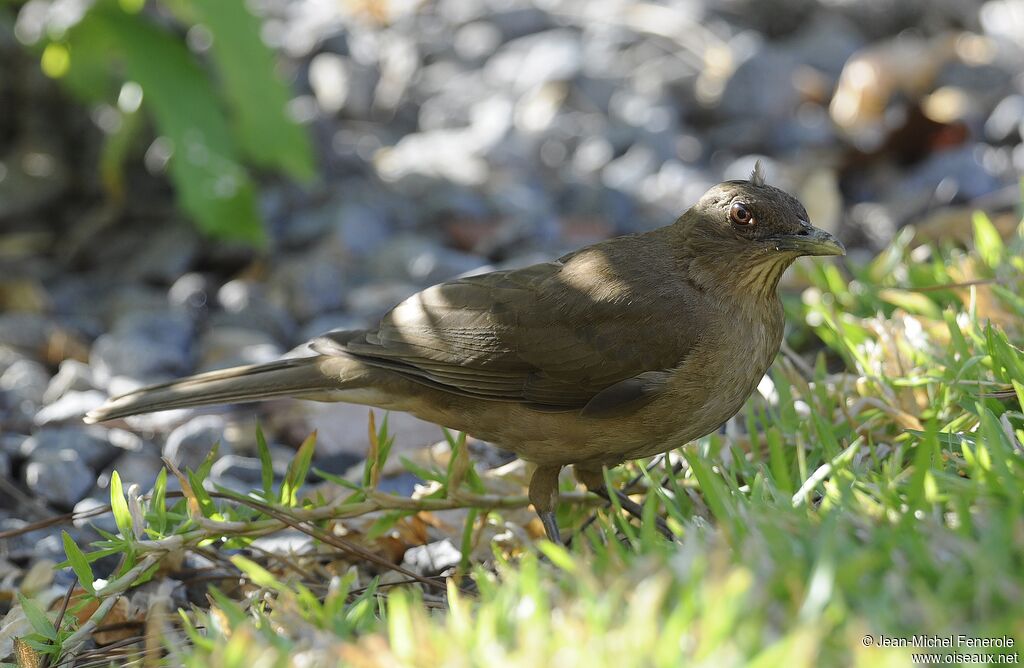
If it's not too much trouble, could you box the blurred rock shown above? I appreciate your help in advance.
[299,312,369,342]
[33,390,107,425]
[72,496,119,534]
[101,450,168,493]
[90,310,195,386]
[402,539,461,575]
[371,235,487,285]
[24,449,94,507]
[21,426,121,468]
[830,34,957,147]
[275,402,445,460]
[168,272,216,315]
[797,168,843,234]
[898,144,1003,205]
[985,94,1024,143]
[163,415,232,471]
[0,144,70,221]
[721,47,803,122]
[212,280,296,343]
[0,517,65,560]
[486,29,582,92]
[345,282,419,320]
[210,455,266,488]
[309,52,351,115]
[268,246,350,321]
[121,220,200,283]
[197,327,283,372]
[0,358,49,405]
[43,359,96,403]
[0,313,52,352]
[332,200,395,255]
[980,0,1024,42]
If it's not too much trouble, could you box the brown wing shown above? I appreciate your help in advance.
[311,237,702,410]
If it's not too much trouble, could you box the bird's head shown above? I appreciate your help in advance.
[689,162,845,259]
[673,162,845,297]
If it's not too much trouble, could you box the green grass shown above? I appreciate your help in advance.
[6,211,1024,667]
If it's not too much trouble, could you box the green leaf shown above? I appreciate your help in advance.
[766,427,794,495]
[231,556,286,591]
[75,7,265,244]
[365,510,409,541]
[194,441,221,482]
[109,470,133,539]
[188,471,218,518]
[876,288,942,318]
[398,456,445,484]
[48,19,119,102]
[98,101,142,201]
[458,507,478,573]
[536,541,577,572]
[176,0,316,183]
[281,431,318,506]
[149,467,168,535]
[972,211,1004,268]
[16,593,57,642]
[255,424,275,498]
[62,531,95,595]
[684,448,732,523]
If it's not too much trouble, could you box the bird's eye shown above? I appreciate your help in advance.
[730,202,755,226]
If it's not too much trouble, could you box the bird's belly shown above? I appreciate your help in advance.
[395,318,779,467]
[616,339,775,460]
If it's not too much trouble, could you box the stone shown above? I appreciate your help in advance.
[0,313,51,353]
[211,280,296,343]
[33,390,107,425]
[299,312,370,343]
[485,29,582,92]
[24,449,94,508]
[276,402,447,461]
[122,220,200,284]
[196,327,283,372]
[42,359,96,403]
[345,282,419,320]
[267,246,349,322]
[101,450,167,493]
[72,496,119,534]
[168,272,216,314]
[370,235,487,285]
[163,415,231,471]
[401,539,462,575]
[210,454,266,486]
[985,94,1024,144]
[21,426,120,469]
[0,358,49,405]
[90,310,195,386]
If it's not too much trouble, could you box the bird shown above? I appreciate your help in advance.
[85,163,844,542]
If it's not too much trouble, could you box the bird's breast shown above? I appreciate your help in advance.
[621,301,783,458]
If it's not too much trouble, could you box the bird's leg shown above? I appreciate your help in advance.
[528,465,563,543]
[574,464,673,539]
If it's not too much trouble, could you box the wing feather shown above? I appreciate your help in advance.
[312,238,702,409]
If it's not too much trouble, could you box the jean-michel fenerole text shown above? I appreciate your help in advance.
[875,635,1015,649]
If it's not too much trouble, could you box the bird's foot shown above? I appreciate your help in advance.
[609,489,673,539]
[528,464,564,544]
[575,464,674,540]
[539,511,562,544]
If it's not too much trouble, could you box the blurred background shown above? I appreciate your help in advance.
[1,0,1023,531]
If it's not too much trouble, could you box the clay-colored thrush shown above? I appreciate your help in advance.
[86,165,844,541]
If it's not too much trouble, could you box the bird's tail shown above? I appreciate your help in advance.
[84,357,339,423]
